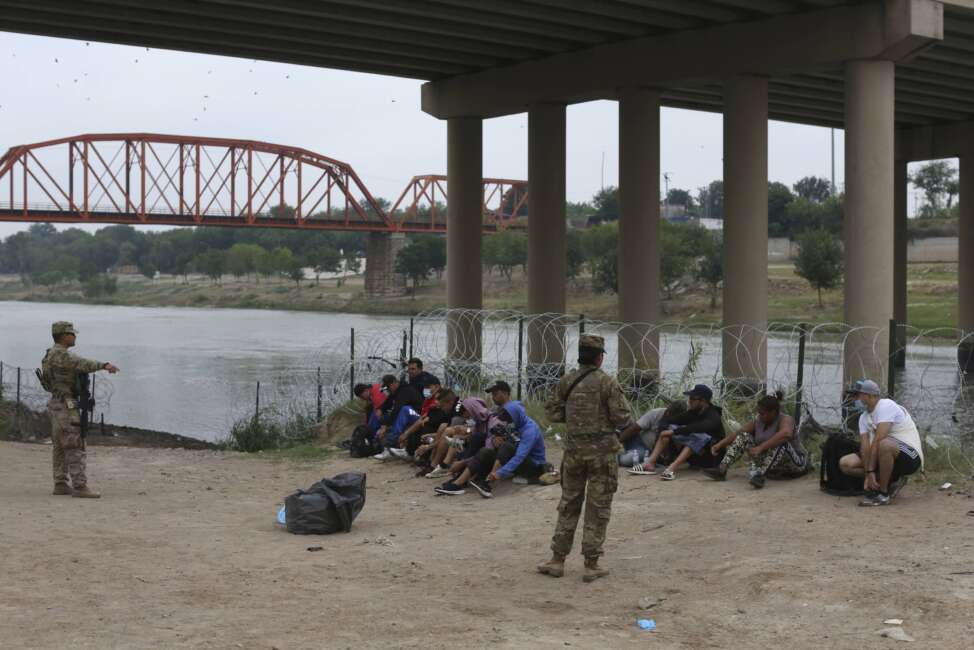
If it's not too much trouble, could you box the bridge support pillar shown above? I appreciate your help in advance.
[364,232,407,296]
[722,76,768,394]
[526,103,567,391]
[618,87,661,394]
[843,59,895,389]
[960,156,974,373]
[446,117,483,384]
[893,159,908,369]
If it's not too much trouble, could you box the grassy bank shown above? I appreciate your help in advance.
[0,262,960,331]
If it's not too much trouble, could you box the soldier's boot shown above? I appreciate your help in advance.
[582,557,609,583]
[72,486,101,499]
[52,482,72,496]
[536,554,566,578]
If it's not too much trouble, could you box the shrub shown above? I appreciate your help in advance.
[226,416,285,452]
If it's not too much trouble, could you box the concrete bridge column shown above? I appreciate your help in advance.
[364,232,407,296]
[843,59,895,388]
[527,103,567,390]
[618,87,661,391]
[960,156,974,372]
[446,117,483,379]
[893,159,908,369]
[722,76,768,392]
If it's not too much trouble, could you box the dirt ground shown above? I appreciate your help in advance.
[1,440,972,650]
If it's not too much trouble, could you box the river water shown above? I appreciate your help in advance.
[1,301,971,441]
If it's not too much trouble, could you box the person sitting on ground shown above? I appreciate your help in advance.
[703,391,809,488]
[425,397,492,480]
[405,357,439,392]
[838,379,923,507]
[419,378,443,416]
[402,389,458,470]
[617,400,687,467]
[376,374,422,437]
[318,383,371,445]
[632,384,724,480]
[435,382,546,496]
[372,378,423,460]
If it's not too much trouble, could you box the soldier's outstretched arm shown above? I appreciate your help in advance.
[67,351,119,374]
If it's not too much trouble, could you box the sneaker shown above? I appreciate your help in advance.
[512,476,529,485]
[749,472,766,489]
[702,468,727,481]
[469,478,493,498]
[389,447,409,459]
[415,466,433,478]
[434,481,465,496]
[425,465,451,479]
[372,449,391,461]
[859,493,891,507]
[888,476,909,500]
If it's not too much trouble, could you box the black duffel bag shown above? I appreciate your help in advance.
[284,472,367,534]
[819,434,864,496]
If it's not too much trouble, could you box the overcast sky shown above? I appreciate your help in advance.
[0,30,923,240]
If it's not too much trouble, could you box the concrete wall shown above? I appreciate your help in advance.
[364,232,407,296]
[767,236,958,263]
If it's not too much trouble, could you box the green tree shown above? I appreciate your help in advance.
[910,160,957,215]
[794,228,844,307]
[225,243,262,280]
[395,241,432,294]
[194,250,225,284]
[139,261,157,281]
[767,181,795,238]
[696,180,724,219]
[309,245,342,285]
[566,229,586,283]
[592,186,619,221]
[695,232,723,308]
[591,249,618,294]
[666,188,694,212]
[482,231,526,281]
[793,176,832,203]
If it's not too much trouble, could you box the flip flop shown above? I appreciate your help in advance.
[627,464,657,476]
[660,469,676,481]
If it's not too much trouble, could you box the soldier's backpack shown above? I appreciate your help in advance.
[348,425,382,458]
[819,433,865,496]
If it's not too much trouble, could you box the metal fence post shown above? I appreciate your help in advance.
[254,380,260,423]
[517,317,524,400]
[350,327,356,400]
[15,367,21,435]
[316,367,322,420]
[0,360,4,400]
[409,317,415,359]
[887,318,897,399]
[578,313,586,335]
[401,330,408,367]
[794,323,807,425]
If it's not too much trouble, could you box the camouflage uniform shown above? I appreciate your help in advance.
[545,334,632,560]
[41,322,105,490]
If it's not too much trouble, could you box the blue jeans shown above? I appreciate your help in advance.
[617,438,650,467]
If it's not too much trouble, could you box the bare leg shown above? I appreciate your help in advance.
[645,431,672,469]
[454,466,473,486]
[665,446,693,473]
[876,438,900,492]
[839,453,864,477]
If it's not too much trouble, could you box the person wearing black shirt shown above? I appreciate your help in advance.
[636,384,725,480]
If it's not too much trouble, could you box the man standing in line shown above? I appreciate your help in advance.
[538,334,632,582]
[41,321,120,498]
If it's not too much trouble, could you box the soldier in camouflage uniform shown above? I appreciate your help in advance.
[41,321,120,498]
[539,334,632,582]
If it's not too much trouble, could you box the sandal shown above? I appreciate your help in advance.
[660,469,676,481]
[627,463,657,475]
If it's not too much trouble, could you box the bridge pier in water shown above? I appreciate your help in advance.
[364,232,407,296]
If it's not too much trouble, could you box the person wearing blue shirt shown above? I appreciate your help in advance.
[437,383,547,498]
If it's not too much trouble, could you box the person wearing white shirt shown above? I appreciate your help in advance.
[838,379,923,507]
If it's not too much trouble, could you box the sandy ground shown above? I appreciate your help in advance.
[1,440,973,650]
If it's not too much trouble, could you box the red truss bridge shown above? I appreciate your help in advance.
[0,133,527,233]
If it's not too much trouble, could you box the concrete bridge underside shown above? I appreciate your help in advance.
[6,0,974,382]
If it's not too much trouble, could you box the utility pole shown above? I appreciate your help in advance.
[662,172,671,217]
[600,151,605,192]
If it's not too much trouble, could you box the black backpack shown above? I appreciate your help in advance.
[349,425,382,458]
[819,433,865,496]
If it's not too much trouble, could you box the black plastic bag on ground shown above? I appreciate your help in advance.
[284,472,367,534]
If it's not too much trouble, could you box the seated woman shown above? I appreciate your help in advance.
[436,400,547,497]
[630,384,725,480]
[423,397,490,479]
[704,391,809,488]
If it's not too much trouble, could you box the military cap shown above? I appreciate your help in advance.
[579,333,605,353]
[52,321,78,336]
